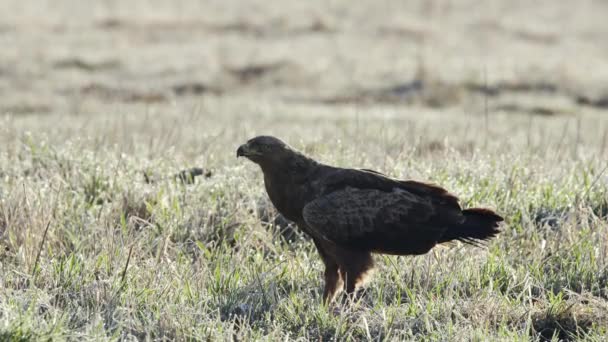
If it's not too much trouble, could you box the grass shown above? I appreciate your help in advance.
[1,108,607,341]
[2,0,608,340]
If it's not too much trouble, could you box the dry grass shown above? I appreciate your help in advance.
[1,0,608,340]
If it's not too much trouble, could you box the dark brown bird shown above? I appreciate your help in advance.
[237,136,502,303]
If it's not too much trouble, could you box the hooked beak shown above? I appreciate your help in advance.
[236,143,251,158]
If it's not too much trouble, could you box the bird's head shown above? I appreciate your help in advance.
[237,136,295,167]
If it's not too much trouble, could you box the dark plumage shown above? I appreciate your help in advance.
[237,136,503,303]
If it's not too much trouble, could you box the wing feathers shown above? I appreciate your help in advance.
[300,168,501,255]
[302,186,451,252]
[322,169,461,210]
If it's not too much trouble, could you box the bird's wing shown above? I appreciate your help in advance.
[302,186,463,254]
[321,168,461,210]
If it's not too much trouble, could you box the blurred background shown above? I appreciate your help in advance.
[3,0,607,121]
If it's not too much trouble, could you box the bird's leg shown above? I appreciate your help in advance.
[312,238,344,305]
[340,269,373,305]
[339,252,374,304]
[340,269,360,303]
[323,262,343,305]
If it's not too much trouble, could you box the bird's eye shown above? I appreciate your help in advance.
[262,145,271,151]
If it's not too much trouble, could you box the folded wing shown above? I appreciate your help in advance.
[302,186,464,255]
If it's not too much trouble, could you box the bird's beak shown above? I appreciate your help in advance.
[236,143,249,158]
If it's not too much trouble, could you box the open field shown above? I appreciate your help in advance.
[1,0,608,340]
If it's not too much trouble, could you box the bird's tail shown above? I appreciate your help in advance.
[439,208,503,245]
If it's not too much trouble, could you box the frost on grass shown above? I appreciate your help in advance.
[1,0,608,339]
[1,108,607,340]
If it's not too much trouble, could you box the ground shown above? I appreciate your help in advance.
[1,0,608,340]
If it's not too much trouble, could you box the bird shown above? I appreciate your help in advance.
[237,135,503,304]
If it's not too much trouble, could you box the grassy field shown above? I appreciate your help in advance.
[1,1,608,340]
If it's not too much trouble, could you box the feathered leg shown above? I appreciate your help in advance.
[339,251,374,301]
[313,239,343,304]
[323,261,343,304]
